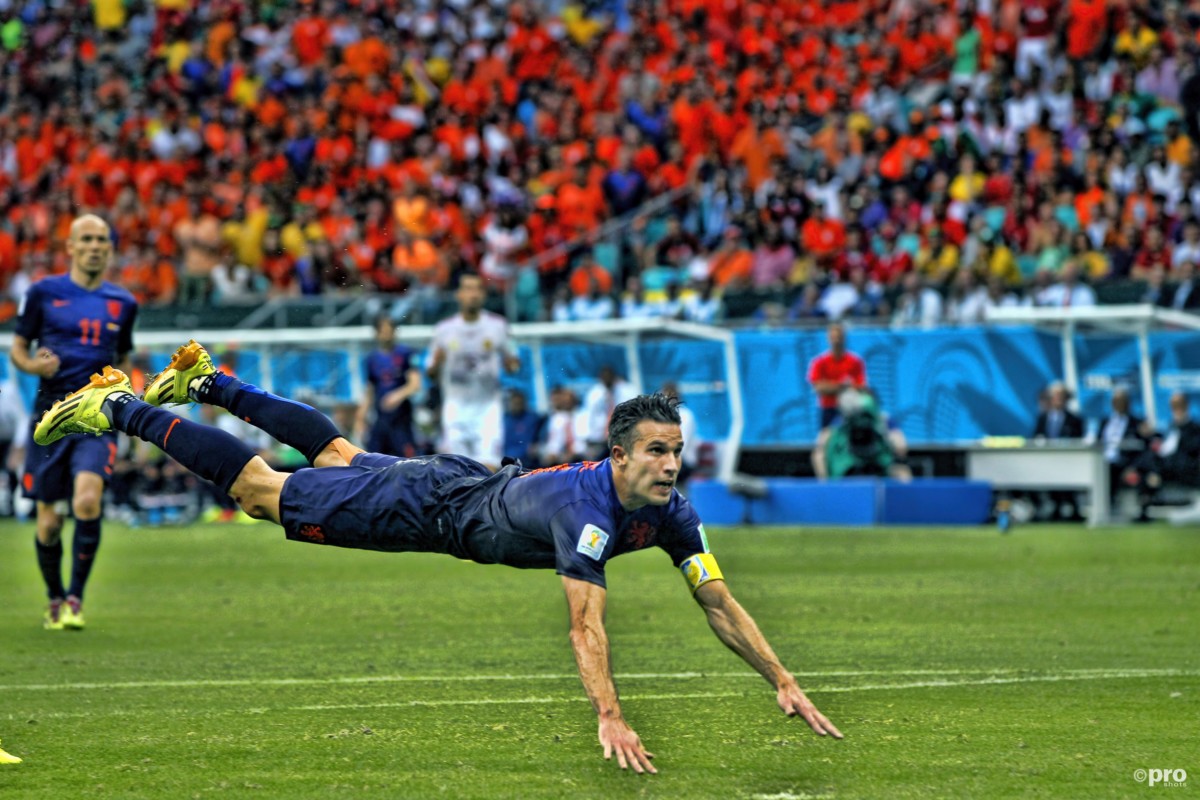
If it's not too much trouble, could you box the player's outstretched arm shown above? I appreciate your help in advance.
[561,576,657,774]
[694,580,843,739]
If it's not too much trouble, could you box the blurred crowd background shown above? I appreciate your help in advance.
[0,0,1198,328]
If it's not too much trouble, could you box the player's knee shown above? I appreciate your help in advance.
[72,492,103,521]
[36,524,63,546]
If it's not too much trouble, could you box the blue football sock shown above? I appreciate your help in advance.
[107,395,256,494]
[67,517,101,601]
[196,373,342,464]
[34,537,64,600]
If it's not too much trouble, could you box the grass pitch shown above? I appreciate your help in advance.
[0,519,1197,799]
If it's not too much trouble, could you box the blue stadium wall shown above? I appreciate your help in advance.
[9,325,1200,444]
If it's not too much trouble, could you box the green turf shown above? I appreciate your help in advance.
[1,520,1197,799]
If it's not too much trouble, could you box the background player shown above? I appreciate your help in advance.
[10,214,138,630]
[426,274,519,469]
[37,342,842,773]
[355,315,421,457]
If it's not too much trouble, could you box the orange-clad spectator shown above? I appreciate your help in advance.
[392,231,449,290]
[528,197,570,278]
[117,246,179,306]
[800,201,847,262]
[343,36,390,78]
[393,181,433,238]
[320,198,358,248]
[555,163,605,235]
[707,227,754,290]
[1066,0,1108,59]
[1074,172,1107,228]
[729,114,786,191]
[261,229,298,296]
[568,261,613,297]
[1165,120,1193,167]
[805,74,838,118]
[0,227,16,288]
[292,14,330,67]
[1122,176,1158,228]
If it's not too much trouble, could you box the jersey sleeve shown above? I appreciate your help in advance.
[550,502,614,588]
[117,301,137,358]
[661,497,725,593]
[14,283,44,343]
[659,496,709,566]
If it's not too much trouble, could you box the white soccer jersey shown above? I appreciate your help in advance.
[432,311,511,407]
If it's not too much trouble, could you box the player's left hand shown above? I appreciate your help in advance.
[380,389,404,412]
[777,684,843,739]
[35,348,61,379]
[598,717,657,774]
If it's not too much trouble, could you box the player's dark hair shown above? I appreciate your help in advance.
[607,393,683,453]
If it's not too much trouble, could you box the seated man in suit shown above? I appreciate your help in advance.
[1098,386,1153,513]
[1033,382,1086,520]
[1122,391,1200,520]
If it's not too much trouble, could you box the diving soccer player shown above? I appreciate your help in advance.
[35,341,841,772]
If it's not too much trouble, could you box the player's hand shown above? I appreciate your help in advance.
[380,389,404,412]
[35,348,61,378]
[598,717,657,774]
[777,684,843,739]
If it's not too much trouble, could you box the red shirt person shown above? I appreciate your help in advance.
[807,322,867,429]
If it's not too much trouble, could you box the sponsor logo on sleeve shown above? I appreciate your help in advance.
[576,524,609,560]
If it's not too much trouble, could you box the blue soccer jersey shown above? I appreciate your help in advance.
[434,459,710,588]
[364,345,415,422]
[16,275,138,410]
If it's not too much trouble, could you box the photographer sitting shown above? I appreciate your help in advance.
[812,388,912,481]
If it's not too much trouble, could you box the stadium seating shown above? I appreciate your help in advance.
[0,0,1193,327]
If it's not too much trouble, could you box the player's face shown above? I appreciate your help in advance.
[457,278,485,314]
[67,218,113,282]
[375,319,396,347]
[614,421,683,509]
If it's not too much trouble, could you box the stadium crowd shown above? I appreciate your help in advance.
[0,0,1198,326]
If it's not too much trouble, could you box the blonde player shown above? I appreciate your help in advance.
[426,274,519,469]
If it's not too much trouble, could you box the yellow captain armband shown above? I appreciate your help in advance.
[680,553,724,593]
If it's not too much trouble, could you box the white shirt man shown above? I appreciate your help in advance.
[582,367,638,457]
[541,389,589,465]
[428,275,518,468]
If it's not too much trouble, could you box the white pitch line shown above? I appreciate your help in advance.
[1,667,1194,694]
[5,669,1197,721]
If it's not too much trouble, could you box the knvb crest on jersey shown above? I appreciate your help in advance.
[623,520,657,549]
[107,300,123,319]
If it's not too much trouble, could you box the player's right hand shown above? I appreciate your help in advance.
[35,348,61,378]
[598,717,656,774]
